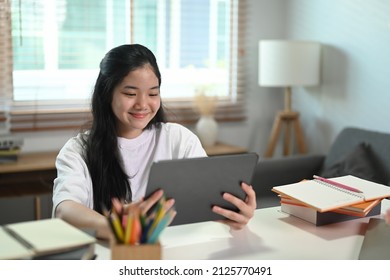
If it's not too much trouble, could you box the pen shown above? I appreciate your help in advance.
[124,214,133,244]
[141,216,153,244]
[147,199,166,240]
[147,212,172,244]
[130,214,141,245]
[102,204,122,243]
[110,211,125,242]
[313,175,363,193]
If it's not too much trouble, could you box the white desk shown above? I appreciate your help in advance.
[96,199,390,260]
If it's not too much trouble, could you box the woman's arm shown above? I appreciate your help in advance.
[55,200,113,240]
[55,189,174,240]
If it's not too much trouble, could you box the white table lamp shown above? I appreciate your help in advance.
[259,40,321,157]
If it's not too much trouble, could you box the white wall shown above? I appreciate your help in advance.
[216,0,286,156]
[17,0,390,159]
[286,0,390,153]
[244,0,390,156]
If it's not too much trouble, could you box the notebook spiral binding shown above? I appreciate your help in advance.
[313,179,365,199]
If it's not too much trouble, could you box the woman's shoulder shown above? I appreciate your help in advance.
[59,132,87,155]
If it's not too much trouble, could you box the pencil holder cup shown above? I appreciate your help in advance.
[111,242,161,260]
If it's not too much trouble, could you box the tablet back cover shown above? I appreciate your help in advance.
[146,153,258,225]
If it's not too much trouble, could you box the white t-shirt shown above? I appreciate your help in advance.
[52,123,207,214]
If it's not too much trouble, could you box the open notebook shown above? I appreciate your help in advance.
[272,175,390,212]
[0,218,96,260]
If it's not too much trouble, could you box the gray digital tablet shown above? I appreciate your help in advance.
[145,153,258,226]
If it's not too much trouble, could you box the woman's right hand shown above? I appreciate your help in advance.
[122,189,176,221]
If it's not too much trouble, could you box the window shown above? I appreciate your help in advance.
[0,0,246,132]
[12,0,128,102]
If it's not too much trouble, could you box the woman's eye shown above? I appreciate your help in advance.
[149,90,160,96]
[123,92,136,96]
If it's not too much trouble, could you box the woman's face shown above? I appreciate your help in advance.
[111,65,161,139]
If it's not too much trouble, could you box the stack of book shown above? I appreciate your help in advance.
[279,196,382,226]
[0,218,96,260]
[272,175,390,226]
[0,136,24,163]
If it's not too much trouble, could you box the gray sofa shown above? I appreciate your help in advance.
[251,127,390,208]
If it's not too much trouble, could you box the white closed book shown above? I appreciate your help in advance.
[0,218,96,260]
[280,202,381,226]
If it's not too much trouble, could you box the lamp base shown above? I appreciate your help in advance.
[264,110,306,158]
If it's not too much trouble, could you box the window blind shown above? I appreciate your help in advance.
[0,0,13,134]
[0,0,247,133]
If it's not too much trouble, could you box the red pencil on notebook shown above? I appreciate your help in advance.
[313,175,363,193]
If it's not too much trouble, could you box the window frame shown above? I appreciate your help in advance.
[1,0,246,133]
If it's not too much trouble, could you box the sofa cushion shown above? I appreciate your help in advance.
[319,142,386,184]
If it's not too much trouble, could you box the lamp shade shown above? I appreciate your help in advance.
[258,40,321,87]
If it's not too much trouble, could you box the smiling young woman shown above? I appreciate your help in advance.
[52,44,256,239]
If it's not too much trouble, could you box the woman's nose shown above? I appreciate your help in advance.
[134,95,146,109]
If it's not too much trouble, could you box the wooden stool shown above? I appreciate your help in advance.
[264,87,306,158]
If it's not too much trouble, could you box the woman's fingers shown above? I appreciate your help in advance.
[212,182,256,230]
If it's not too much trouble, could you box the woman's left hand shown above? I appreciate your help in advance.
[212,182,256,230]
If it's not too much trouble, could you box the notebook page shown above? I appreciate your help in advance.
[272,180,364,212]
[329,175,390,200]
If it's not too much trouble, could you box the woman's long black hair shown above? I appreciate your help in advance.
[82,44,166,214]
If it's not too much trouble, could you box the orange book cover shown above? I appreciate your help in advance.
[279,195,382,216]
[341,199,382,213]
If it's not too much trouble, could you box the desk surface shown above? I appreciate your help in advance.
[204,142,247,156]
[0,151,58,173]
[96,199,390,260]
